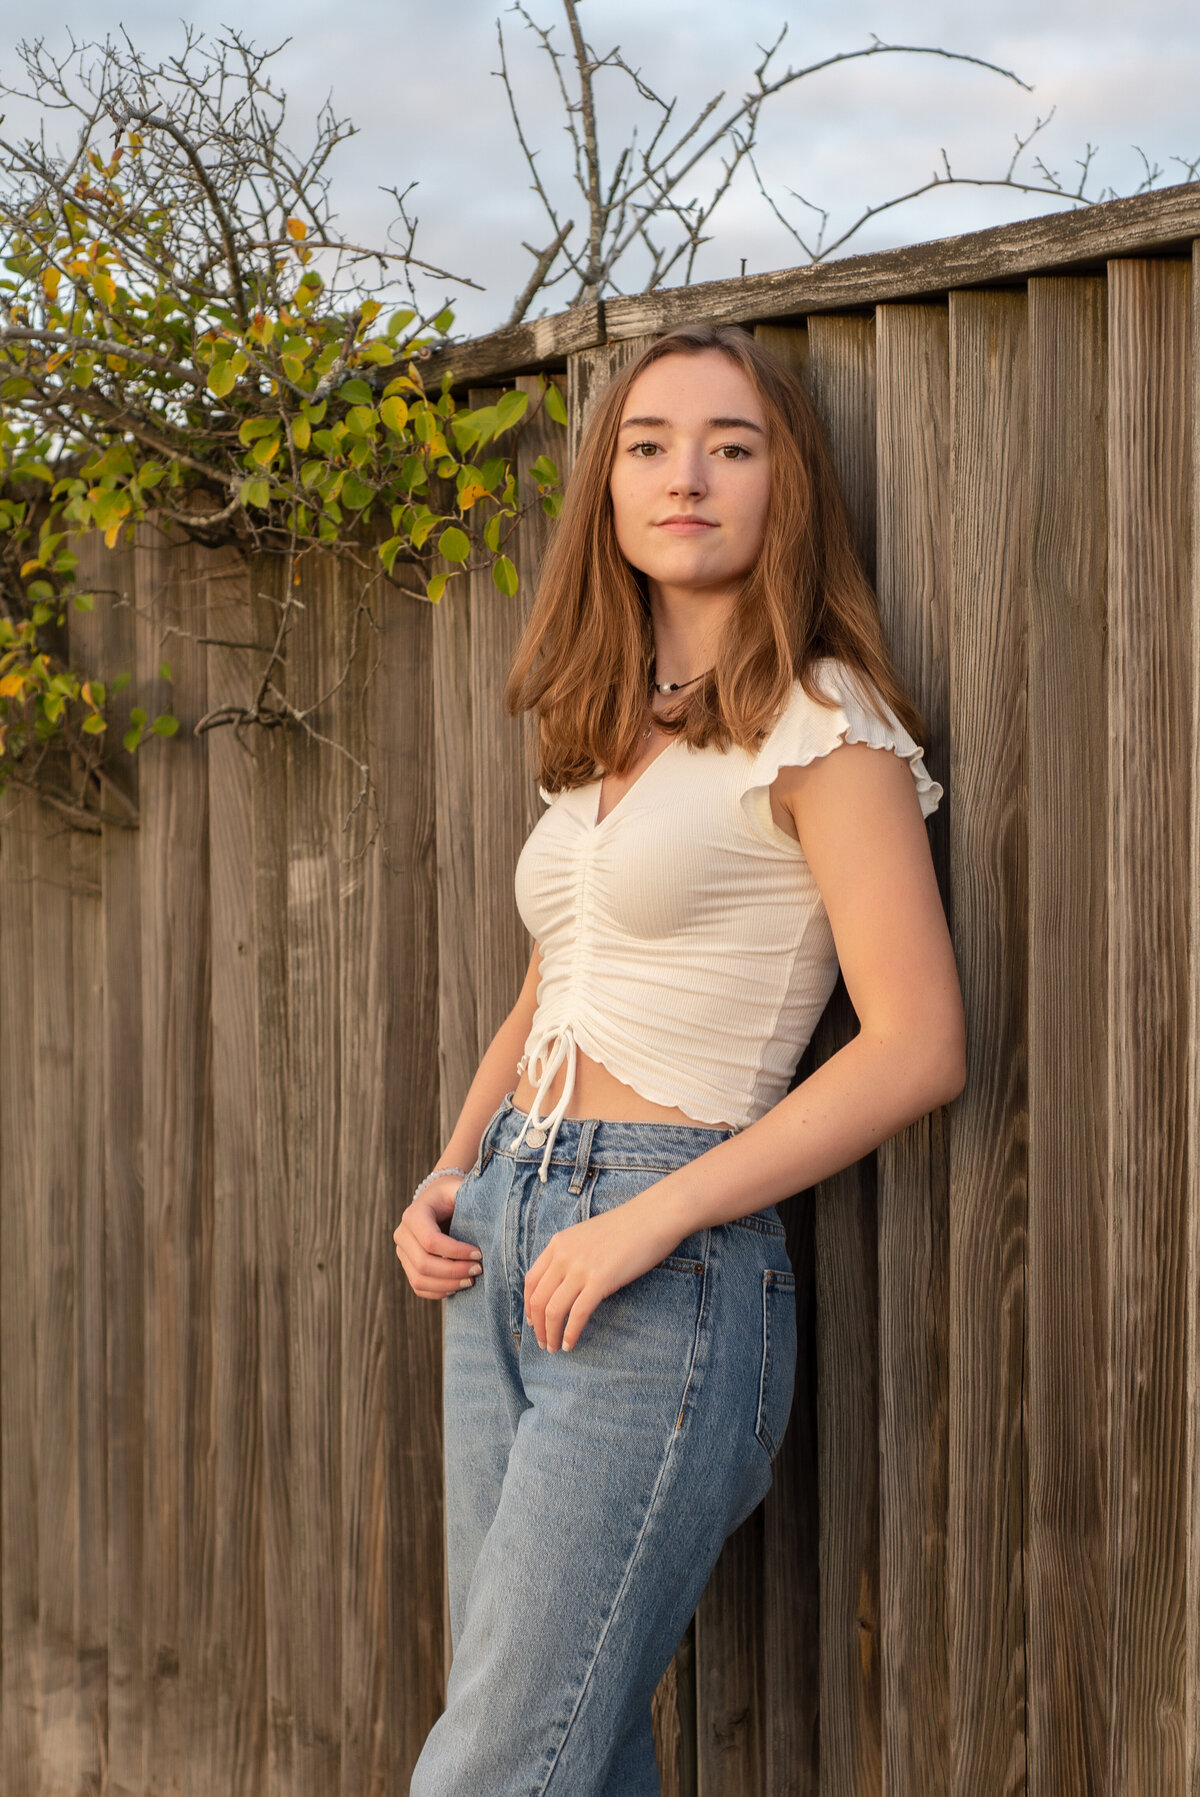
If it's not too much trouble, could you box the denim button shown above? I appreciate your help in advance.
[524,1126,547,1148]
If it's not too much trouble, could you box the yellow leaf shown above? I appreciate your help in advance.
[286,217,307,241]
[93,269,116,308]
[458,483,488,511]
[42,268,60,302]
[19,559,42,578]
[104,521,122,549]
[0,671,25,698]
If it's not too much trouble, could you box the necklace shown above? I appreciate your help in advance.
[643,662,712,740]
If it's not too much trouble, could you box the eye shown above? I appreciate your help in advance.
[627,440,661,457]
[715,442,752,460]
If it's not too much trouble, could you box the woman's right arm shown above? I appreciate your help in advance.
[393,943,542,1299]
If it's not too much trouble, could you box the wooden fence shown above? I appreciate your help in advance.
[2,181,1200,1796]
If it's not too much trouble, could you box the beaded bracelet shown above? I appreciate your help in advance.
[411,1165,469,1206]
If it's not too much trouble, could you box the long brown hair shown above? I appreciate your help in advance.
[505,322,927,791]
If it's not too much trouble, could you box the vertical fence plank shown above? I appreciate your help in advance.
[1025,274,1110,1797]
[947,288,1029,1797]
[336,551,391,1797]
[873,302,953,1797]
[1190,241,1200,1797]
[88,529,146,1797]
[1106,257,1193,1797]
[370,575,443,1792]
[62,572,109,1794]
[71,824,108,1792]
[205,549,267,1797]
[1,802,41,1797]
[33,807,81,1797]
[251,558,294,1797]
[285,554,343,1797]
[752,321,820,1797]
[807,313,884,1797]
[135,527,213,1797]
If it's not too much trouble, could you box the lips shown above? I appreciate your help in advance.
[656,517,717,532]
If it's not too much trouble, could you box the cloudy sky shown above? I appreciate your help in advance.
[2,2,1194,337]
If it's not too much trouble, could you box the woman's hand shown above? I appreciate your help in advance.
[523,1196,677,1352]
[393,1173,483,1299]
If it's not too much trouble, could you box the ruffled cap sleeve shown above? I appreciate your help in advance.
[738,657,943,847]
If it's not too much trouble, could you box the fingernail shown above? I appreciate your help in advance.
[562,1341,572,1351]
[459,1278,472,1290]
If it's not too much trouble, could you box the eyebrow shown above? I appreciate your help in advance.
[618,413,766,435]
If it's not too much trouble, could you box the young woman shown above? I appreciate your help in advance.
[397,322,965,1796]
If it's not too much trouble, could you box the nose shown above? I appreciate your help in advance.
[667,446,707,498]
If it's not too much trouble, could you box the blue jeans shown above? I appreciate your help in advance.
[410,1095,798,1797]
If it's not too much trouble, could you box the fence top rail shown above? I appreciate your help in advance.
[423,178,1200,391]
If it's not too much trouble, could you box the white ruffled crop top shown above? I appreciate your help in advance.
[511,656,943,1180]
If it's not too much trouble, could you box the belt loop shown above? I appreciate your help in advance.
[569,1118,596,1194]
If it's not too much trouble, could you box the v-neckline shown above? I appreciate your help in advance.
[592,734,680,830]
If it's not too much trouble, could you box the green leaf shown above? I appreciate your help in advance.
[158,660,173,683]
[379,395,409,434]
[483,513,502,553]
[82,713,106,735]
[438,525,470,564]
[123,721,143,753]
[239,476,271,509]
[531,454,559,486]
[426,572,448,603]
[337,379,373,404]
[238,415,278,445]
[249,435,281,467]
[291,417,311,451]
[341,474,373,511]
[544,381,568,426]
[378,536,404,576]
[111,672,131,694]
[206,359,236,398]
[432,308,454,334]
[492,555,518,597]
[152,713,179,737]
[541,492,563,518]
[72,591,96,612]
[300,460,324,489]
[494,390,528,434]
[386,308,416,339]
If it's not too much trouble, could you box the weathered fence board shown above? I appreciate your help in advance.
[1,805,41,1797]
[5,197,1200,1797]
[947,287,1030,1797]
[807,313,885,1797]
[1105,257,1193,1796]
[206,549,267,1797]
[874,300,953,1797]
[1025,273,1110,1797]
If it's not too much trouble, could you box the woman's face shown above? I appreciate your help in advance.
[608,349,771,605]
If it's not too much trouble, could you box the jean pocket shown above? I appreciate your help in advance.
[584,1164,709,1273]
[754,1268,797,1462]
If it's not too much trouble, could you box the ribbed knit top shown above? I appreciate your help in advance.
[511,656,943,1179]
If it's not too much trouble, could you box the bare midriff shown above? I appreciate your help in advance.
[512,1043,735,1131]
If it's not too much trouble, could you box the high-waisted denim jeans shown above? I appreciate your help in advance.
[409,1094,797,1797]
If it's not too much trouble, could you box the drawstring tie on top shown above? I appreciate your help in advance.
[513,1021,578,1183]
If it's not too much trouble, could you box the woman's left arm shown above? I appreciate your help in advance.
[524,740,966,1352]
